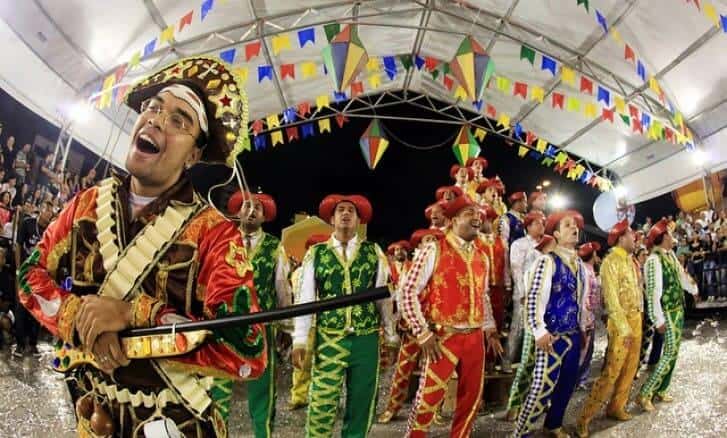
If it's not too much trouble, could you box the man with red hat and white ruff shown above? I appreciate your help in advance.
[466,156,489,199]
[638,218,699,412]
[292,194,397,437]
[436,185,464,204]
[450,164,476,200]
[400,195,503,437]
[529,191,548,213]
[504,210,546,374]
[476,176,507,216]
[514,210,589,438]
[425,200,449,231]
[575,242,602,389]
[227,191,291,438]
[17,56,269,437]
[379,229,444,424]
[289,233,330,411]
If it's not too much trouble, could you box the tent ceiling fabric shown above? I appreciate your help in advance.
[1,0,727,203]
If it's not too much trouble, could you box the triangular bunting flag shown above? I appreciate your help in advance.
[319,118,331,133]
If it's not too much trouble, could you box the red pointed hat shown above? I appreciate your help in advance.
[387,240,412,255]
[450,164,474,181]
[607,218,632,246]
[410,228,445,248]
[646,218,670,248]
[536,235,555,251]
[508,191,528,205]
[578,241,602,259]
[227,191,277,222]
[443,195,478,219]
[435,185,464,201]
[466,156,489,170]
[524,210,546,228]
[305,233,330,250]
[476,177,505,195]
[530,191,547,203]
[425,200,446,220]
[319,194,373,224]
[480,204,499,222]
[544,210,584,235]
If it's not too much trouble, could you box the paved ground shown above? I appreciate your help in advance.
[1,312,725,437]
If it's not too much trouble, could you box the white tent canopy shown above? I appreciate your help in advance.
[1,0,726,203]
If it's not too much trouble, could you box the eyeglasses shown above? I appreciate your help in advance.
[140,98,195,137]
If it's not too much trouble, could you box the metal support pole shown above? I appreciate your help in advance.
[51,120,70,167]
[60,126,75,173]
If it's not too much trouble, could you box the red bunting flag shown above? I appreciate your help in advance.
[179,11,193,32]
[298,101,311,116]
[589,176,599,187]
[513,82,528,98]
[335,114,348,128]
[280,63,295,79]
[350,81,363,97]
[552,92,565,109]
[632,117,643,133]
[114,64,127,83]
[629,104,639,118]
[286,126,299,141]
[601,107,614,122]
[443,75,454,91]
[245,41,262,61]
[525,131,536,145]
[565,159,576,170]
[624,44,635,62]
[252,119,264,135]
[554,163,567,175]
[580,77,593,94]
[424,56,438,71]
[665,128,674,142]
[486,104,497,119]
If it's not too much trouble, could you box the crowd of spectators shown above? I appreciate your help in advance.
[637,207,727,303]
[0,125,99,355]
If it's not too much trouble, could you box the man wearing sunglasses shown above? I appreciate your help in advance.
[17,56,268,437]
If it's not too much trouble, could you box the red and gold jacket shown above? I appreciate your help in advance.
[479,233,511,289]
[17,174,267,389]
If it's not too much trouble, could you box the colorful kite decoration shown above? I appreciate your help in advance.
[452,125,481,166]
[321,24,369,93]
[359,119,389,170]
[449,35,495,101]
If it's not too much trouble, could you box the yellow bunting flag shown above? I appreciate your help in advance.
[454,85,468,100]
[703,3,720,28]
[266,114,280,128]
[368,73,381,89]
[652,120,663,139]
[318,118,331,133]
[573,164,585,178]
[649,76,661,94]
[674,112,684,127]
[611,28,623,43]
[648,123,659,140]
[474,128,487,141]
[566,96,581,112]
[316,94,330,109]
[129,51,141,69]
[614,96,626,113]
[366,57,380,72]
[560,66,576,86]
[234,67,249,84]
[567,167,578,180]
[531,86,545,103]
[584,102,598,118]
[271,130,284,146]
[271,33,292,55]
[99,73,116,109]
[497,113,510,128]
[536,138,547,153]
[518,146,529,157]
[160,25,175,44]
[496,76,511,93]
[301,62,317,79]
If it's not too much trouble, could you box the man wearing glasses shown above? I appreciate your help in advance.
[18,56,268,437]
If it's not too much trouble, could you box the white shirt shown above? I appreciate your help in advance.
[644,248,698,327]
[526,246,589,339]
[292,234,396,347]
[241,228,291,309]
[510,234,537,301]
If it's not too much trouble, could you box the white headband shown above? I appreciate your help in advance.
[159,84,209,134]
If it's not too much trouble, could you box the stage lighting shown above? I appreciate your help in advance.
[550,193,568,209]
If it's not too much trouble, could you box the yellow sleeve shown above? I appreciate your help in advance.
[600,256,631,337]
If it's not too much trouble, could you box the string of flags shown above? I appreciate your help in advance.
[683,0,727,33]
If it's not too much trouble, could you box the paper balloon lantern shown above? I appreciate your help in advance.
[322,25,369,93]
[359,119,389,169]
[452,125,481,166]
[449,35,495,101]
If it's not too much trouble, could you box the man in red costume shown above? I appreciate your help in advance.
[479,204,512,348]
[435,185,464,203]
[400,195,503,437]
[425,201,449,231]
[387,240,412,289]
[17,56,267,437]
